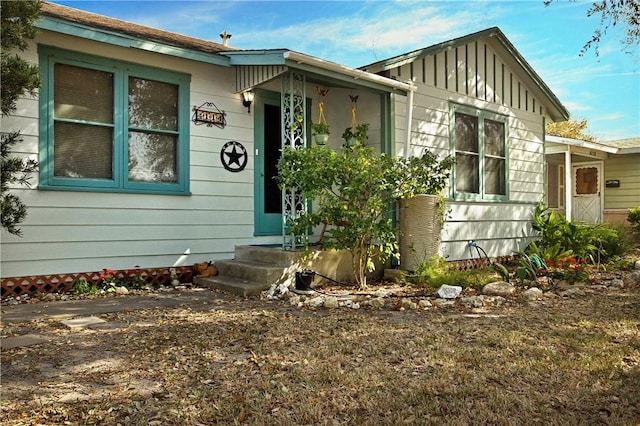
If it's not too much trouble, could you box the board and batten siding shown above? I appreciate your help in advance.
[388,39,548,260]
[0,31,255,278]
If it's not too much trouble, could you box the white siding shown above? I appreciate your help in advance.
[391,39,548,260]
[1,31,255,277]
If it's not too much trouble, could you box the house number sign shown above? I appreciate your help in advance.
[220,141,248,173]
[192,102,226,128]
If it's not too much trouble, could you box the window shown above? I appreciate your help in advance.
[547,163,564,209]
[451,104,508,200]
[39,46,190,194]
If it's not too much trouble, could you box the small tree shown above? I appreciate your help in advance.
[1,0,42,236]
[546,119,597,142]
[277,144,453,288]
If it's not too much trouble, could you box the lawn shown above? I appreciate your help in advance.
[1,280,639,425]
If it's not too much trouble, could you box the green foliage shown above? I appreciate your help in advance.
[277,144,453,288]
[311,122,330,135]
[628,206,640,234]
[341,123,369,146]
[1,132,38,236]
[72,279,98,295]
[531,203,627,264]
[1,1,41,236]
[490,262,510,283]
[1,0,42,116]
[411,256,497,289]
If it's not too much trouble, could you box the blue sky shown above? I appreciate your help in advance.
[51,0,639,141]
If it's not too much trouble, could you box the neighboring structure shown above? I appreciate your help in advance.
[1,4,568,285]
[362,28,569,260]
[546,136,640,225]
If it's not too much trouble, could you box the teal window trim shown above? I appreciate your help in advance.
[38,45,191,195]
[449,103,509,202]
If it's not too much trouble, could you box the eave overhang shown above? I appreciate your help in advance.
[36,15,231,67]
[222,50,416,95]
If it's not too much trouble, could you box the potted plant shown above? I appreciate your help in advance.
[341,123,369,146]
[311,122,330,145]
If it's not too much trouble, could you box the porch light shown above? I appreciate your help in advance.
[241,90,255,113]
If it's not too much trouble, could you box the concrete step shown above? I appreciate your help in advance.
[194,275,270,297]
[234,245,303,266]
[215,259,292,287]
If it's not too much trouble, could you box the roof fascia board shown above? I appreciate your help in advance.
[37,17,230,67]
[223,50,415,94]
[546,135,619,154]
[223,50,288,66]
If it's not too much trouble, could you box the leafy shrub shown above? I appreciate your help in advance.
[531,203,627,263]
[72,279,98,295]
[629,206,640,234]
[410,256,497,289]
[277,144,453,288]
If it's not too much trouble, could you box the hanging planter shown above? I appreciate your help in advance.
[342,123,369,147]
[342,94,369,147]
[312,87,330,145]
[311,122,330,145]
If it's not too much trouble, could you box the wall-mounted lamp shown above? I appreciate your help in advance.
[241,90,255,113]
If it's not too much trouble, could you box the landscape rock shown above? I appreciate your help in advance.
[522,287,543,301]
[324,297,339,309]
[435,284,462,299]
[460,296,485,308]
[400,299,418,310]
[369,297,386,309]
[288,295,301,306]
[305,296,324,308]
[589,285,608,291]
[623,271,640,287]
[608,278,624,289]
[418,299,432,309]
[559,287,582,297]
[433,299,455,307]
[115,286,129,295]
[482,281,516,296]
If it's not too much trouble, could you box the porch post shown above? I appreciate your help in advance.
[281,71,307,250]
[564,150,572,220]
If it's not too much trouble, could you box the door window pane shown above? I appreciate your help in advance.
[576,167,598,195]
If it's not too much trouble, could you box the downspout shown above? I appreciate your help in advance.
[404,81,415,159]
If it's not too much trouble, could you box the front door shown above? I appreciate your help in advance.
[254,92,283,235]
[572,162,602,223]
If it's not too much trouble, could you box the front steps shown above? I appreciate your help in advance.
[194,246,304,297]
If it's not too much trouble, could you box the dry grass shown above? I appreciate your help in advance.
[2,283,639,425]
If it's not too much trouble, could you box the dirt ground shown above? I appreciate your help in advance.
[1,276,639,425]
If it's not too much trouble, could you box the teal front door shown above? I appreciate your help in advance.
[254,92,283,235]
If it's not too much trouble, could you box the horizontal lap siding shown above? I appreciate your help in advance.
[441,202,536,260]
[1,32,254,277]
[389,39,547,260]
[604,154,640,209]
